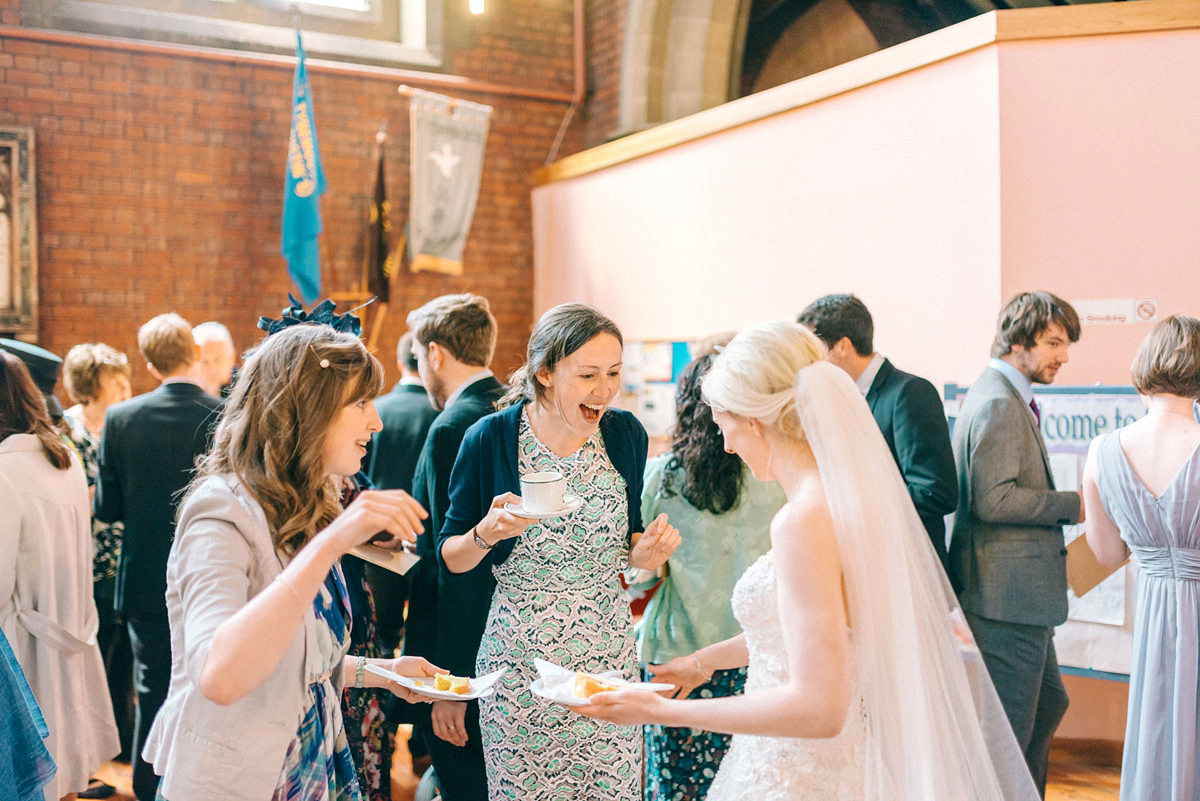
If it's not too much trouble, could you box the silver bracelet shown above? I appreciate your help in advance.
[355,656,366,689]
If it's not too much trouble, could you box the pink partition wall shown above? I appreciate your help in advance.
[533,4,1200,742]
[533,2,1200,392]
[533,44,1004,391]
[997,29,1200,385]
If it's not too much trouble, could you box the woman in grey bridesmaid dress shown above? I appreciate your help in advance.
[1082,314,1200,801]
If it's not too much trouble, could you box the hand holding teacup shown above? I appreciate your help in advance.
[472,492,539,548]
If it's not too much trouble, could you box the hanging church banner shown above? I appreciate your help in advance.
[407,90,492,275]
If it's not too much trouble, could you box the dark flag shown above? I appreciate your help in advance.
[366,138,397,301]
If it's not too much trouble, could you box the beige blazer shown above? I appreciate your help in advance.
[144,474,338,801]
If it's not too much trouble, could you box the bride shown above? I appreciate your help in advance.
[578,321,1039,800]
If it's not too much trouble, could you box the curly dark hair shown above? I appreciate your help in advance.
[663,350,744,515]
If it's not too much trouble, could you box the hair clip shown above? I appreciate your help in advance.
[257,293,368,338]
[319,358,330,368]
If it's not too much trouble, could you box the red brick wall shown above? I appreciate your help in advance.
[0,0,626,397]
[583,0,627,147]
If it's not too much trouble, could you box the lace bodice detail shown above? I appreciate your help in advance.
[707,551,868,801]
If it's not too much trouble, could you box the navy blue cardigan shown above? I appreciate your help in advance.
[436,401,648,569]
[432,403,648,675]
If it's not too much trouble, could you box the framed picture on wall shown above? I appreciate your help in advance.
[0,126,37,339]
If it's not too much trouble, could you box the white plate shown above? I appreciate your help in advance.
[504,493,583,520]
[529,676,676,707]
[365,665,507,701]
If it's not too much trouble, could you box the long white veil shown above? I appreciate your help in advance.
[793,361,1038,801]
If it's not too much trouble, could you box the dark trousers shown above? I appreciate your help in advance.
[127,612,171,801]
[966,610,1070,797]
[415,701,488,801]
[95,577,135,760]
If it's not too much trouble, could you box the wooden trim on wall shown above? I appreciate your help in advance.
[0,23,577,104]
[534,0,1200,186]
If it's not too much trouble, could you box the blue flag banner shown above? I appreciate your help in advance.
[282,31,326,304]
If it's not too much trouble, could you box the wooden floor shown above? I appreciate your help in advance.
[92,735,1120,800]
[1045,739,1122,801]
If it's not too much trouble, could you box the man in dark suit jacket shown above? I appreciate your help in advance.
[95,313,222,801]
[363,331,439,656]
[799,294,958,566]
[402,294,504,801]
[948,291,1083,796]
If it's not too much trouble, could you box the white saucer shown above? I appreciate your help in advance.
[504,493,583,520]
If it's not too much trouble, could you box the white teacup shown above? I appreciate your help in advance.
[520,471,566,514]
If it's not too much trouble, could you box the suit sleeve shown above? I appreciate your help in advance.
[966,397,1081,527]
[891,378,958,520]
[94,409,124,524]
[434,422,496,675]
[427,423,462,537]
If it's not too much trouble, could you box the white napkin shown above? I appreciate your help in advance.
[531,659,630,705]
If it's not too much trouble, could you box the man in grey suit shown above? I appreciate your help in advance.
[799,294,958,567]
[948,290,1083,797]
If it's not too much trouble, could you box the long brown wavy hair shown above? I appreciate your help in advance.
[0,351,72,469]
[192,324,384,555]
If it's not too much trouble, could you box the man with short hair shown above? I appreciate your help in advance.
[402,294,504,801]
[192,321,237,398]
[798,294,957,566]
[96,312,223,801]
[948,291,1084,797]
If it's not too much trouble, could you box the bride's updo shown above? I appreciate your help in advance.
[701,321,826,438]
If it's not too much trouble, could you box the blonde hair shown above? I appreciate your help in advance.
[138,312,195,375]
[194,324,384,555]
[63,343,131,403]
[701,320,826,438]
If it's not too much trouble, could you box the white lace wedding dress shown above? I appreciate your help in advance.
[706,550,867,800]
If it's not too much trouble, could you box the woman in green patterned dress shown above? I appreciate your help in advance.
[439,303,681,801]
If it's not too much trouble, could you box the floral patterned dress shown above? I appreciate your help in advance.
[62,406,124,588]
[475,411,640,801]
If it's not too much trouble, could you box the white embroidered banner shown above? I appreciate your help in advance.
[407,89,491,275]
